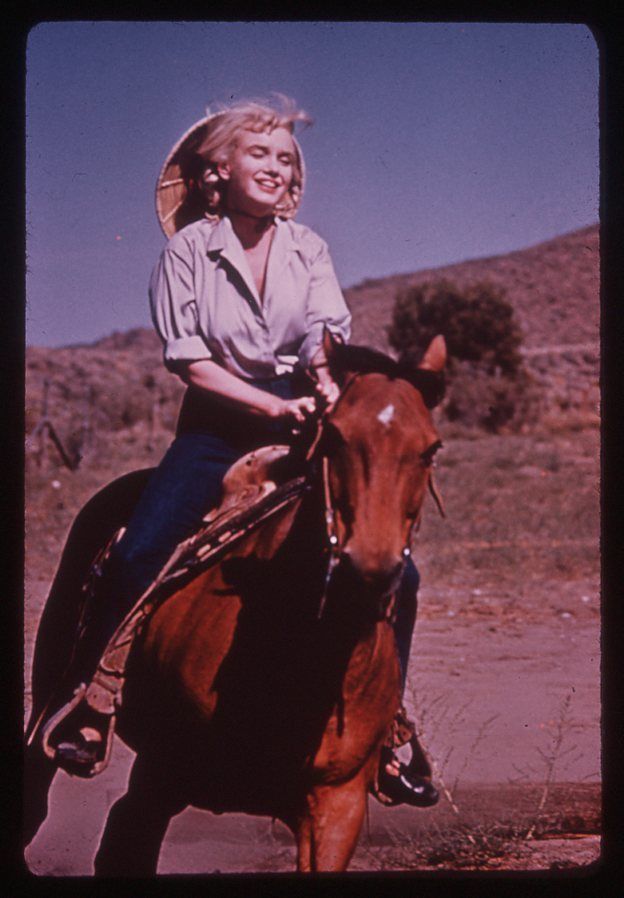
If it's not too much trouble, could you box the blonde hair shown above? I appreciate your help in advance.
[195,95,311,219]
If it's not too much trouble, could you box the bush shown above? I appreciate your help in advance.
[444,361,540,433]
[388,280,537,432]
[389,280,523,375]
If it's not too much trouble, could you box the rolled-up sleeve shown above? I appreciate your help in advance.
[149,241,212,371]
[298,240,352,369]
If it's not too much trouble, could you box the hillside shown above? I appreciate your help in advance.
[345,224,599,353]
[344,223,599,432]
[25,223,599,474]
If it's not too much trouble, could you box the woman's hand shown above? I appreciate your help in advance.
[309,348,340,410]
[314,376,340,408]
[270,395,317,426]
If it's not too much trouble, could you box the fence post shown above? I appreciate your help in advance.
[36,379,51,470]
[81,384,95,458]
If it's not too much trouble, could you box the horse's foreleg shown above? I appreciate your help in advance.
[23,745,57,847]
[94,754,186,876]
[296,768,371,872]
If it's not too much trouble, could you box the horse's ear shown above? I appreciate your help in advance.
[418,335,446,373]
[322,327,348,386]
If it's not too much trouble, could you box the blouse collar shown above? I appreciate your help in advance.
[206,216,301,307]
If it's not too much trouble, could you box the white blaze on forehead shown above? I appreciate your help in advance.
[377,403,395,427]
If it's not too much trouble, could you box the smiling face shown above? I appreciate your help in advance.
[217,126,296,217]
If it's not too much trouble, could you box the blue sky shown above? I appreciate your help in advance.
[25,21,599,347]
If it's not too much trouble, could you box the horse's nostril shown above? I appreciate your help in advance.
[339,550,403,593]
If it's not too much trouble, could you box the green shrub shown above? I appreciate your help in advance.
[388,280,537,432]
[389,280,523,376]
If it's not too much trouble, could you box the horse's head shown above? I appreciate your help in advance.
[316,329,446,614]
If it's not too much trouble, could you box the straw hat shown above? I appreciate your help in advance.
[155,113,306,238]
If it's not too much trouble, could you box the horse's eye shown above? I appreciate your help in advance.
[420,440,442,467]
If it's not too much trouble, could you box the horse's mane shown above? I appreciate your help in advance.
[335,342,445,410]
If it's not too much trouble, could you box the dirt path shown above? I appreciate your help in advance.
[520,342,598,356]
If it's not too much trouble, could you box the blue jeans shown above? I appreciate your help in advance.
[79,376,420,695]
[395,560,419,693]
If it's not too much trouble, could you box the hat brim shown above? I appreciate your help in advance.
[155,114,306,238]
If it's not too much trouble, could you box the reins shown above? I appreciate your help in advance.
[305,371,361,619]
[428,471,446,518]
[317,454,340,619]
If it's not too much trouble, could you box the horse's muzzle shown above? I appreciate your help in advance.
[338,549,403,601]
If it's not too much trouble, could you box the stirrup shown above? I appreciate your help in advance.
[39,684,116,778]
[373,749,439,808]
[55,727,108,778]
[371,705,435,806]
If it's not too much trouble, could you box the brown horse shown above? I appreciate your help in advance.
[24,332,446,874]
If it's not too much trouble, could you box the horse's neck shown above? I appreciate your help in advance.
[227,477,395,692]
[294,492,396,698]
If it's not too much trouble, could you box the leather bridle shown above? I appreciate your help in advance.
[306,373,445,620]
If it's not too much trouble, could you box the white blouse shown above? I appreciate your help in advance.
[149,215,351,380]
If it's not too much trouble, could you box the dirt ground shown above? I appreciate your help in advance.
[23,427,601,875]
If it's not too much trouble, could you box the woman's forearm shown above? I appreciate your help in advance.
[177,359,284,418]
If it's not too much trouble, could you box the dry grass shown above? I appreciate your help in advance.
[412,426,599,616]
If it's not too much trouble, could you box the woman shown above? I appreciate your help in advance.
[52,97,437,806]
